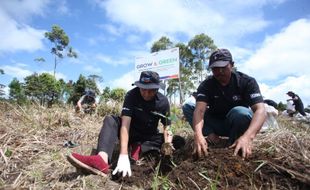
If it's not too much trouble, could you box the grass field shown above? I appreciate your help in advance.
[0,101,309,189]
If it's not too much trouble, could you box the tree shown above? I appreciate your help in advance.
[58,78,73,103]
[175,42,196,101]
[68,74,99,105]
[151,36,173,53]
[110,88,127,102]
[0,69,5,97]
[188,33,217,84]
[45,25,77,76]
[88,74,103,83]
[24,73,61,106]
[9,78,27,104]
[277,101,286,111]
[34,57,46,63]
[100,87,111,103]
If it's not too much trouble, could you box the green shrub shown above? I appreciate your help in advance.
[96,101,122,117]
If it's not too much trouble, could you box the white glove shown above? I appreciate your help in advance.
[112,154,132,177]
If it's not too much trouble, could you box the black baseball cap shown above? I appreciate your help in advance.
[133,71,165,90]
[209,49,233,68]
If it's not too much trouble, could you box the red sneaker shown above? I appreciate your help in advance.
[130,144,141,161]
[67,153,109,176]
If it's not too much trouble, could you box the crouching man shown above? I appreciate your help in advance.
[193,49,266,159]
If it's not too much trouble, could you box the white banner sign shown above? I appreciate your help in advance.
[135,47,179,80]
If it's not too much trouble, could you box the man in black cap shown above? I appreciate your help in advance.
[192,48,266,159]
[67,71,181,177]
[286,91,306,116]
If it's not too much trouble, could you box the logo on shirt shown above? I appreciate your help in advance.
[122,107,130,111]
[232,95,241,101]
[250,93,261,99]
[197,93,206,98]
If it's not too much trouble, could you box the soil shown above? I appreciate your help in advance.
[112,144,309,190]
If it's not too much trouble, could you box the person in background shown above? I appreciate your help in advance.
[76,90,97,113]
[192,48,266,159]
[182,92,197,127]
[286,91,306,116]
[67,71,183,177]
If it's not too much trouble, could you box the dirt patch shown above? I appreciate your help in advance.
[111,143,309,190]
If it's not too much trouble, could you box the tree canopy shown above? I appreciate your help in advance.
[45,25,77,76]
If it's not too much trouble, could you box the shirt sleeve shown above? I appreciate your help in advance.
[78,95,86,103]
[244,78,264,106]
[196,80,209,103]
[121,90,135,117]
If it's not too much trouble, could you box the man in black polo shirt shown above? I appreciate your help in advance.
[193,48,266,159]
[286,91,306,116]
[67,71,176,177]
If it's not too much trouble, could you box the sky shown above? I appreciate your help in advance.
[0,0,310,106]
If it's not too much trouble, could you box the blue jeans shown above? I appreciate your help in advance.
[182,103,195,127]
[204,106,253,145]
[183,105,253,145]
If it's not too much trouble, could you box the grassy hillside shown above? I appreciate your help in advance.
[0,102,309,189]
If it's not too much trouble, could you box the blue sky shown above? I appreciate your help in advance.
[0,0,310,106]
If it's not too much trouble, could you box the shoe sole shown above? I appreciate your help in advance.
[67,154,107,177]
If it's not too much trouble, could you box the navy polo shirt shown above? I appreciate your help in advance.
[121,87,171,135]
[196,71,263,118]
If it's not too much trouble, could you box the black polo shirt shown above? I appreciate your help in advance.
[121,87,171,135]
[196,71,263,118]
[291,94,304,110]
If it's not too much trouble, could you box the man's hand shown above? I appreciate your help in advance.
[161,142,175,156]
[194,133,208,158]
[229,135,252,159]
[112,154,132,177]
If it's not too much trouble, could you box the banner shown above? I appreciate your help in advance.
[135,47,179,80]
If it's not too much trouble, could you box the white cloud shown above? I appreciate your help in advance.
[103,70,136,90]
[2,64,67,82]
[95,53,132,66]
[99,24,123,36]
[239,19,310,106]
[0,0,50,22]
[126,34,141,44]
[260,75,310,106]
[98,0,281,44]
[2,65,33,80]
[57,0,70,15]
[0,0,49,53]
[84,65,103,74]
[241,19,310,81]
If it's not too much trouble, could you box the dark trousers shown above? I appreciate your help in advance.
[96,115,165,163]
[295,105,306,116]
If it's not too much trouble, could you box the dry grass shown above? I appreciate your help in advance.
[0,101,124,189]
[0,101,309,189]
[254,115,310,185]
